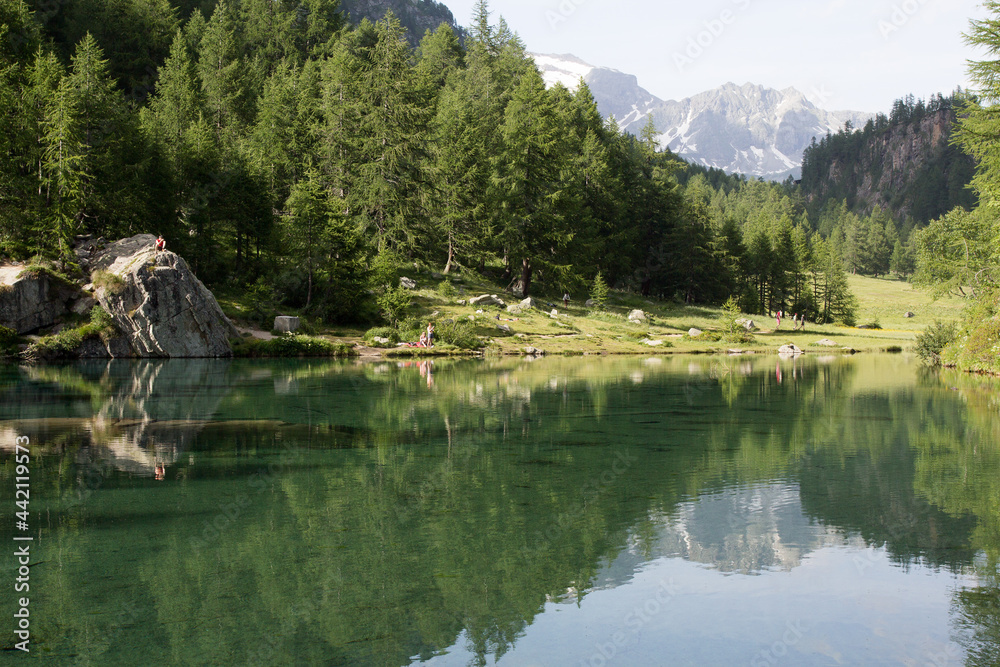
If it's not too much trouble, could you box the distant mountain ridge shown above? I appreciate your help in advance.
[339,0,464,44]
[532,53,873,181]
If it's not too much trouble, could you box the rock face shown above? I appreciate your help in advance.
[0,267,79,334]
[92,235,238,358]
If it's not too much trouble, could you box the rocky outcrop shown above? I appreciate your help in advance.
[0,266,79,334]
[92,235,239,358]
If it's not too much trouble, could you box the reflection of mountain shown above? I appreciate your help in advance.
[2,356,999,664]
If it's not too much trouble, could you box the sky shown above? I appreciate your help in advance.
[441,0,989,113]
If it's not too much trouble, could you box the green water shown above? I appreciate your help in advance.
[1,355,999,665]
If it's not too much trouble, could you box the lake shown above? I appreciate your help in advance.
[1,354,999,665]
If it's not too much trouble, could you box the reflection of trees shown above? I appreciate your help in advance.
[3,356,1000,664]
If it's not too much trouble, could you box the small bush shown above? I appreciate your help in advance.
[435,320,483,349]
[364,327,400,347]
[861,319,882,330]
[0,325,20,355]
[232,334,352,358]
[915,320,957,366]
[439,279,456,298]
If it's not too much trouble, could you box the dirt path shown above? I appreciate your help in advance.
[235,326,275,341]
[0,265,24,285]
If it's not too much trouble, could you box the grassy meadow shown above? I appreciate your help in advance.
[221,268,969,358]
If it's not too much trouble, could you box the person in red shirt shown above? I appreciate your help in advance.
[155,235,166,253]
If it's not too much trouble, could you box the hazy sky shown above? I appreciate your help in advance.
[442,0,989,112]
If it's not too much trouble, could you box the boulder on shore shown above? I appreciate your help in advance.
[778,344,804,356]
[0,266,79,334]
[92,234,239,358]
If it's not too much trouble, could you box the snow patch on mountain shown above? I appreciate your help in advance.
[530,53,873,180]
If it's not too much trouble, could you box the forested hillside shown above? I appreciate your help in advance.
[0,0,926,330]
[800,93,975,225]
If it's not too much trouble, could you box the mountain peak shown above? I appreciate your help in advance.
[530,54,871,180]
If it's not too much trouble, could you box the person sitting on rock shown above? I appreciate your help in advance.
[155,235,166,253]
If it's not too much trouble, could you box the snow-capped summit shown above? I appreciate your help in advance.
[531,54,872,180]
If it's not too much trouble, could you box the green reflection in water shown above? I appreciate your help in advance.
[0,355,998,665]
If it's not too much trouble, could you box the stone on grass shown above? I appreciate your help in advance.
[778,344,804,356]
[628,309,647,323]
[904,312,915,318]
[688,328,703,337]
[525,346,545,356]
[815,339,837,347]
[496,324,512,334]
[274,316,300,334]
[400,277,417,290]
[469,294,506,308]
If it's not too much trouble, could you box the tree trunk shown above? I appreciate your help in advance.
[521,258,532,298]
[444,232,454,274]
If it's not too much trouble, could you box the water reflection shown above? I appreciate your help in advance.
[0,355,998,665]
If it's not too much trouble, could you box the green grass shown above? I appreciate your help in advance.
[209,271,971,359]
[231,334,354,358]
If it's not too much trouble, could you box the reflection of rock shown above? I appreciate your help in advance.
[93,234,239,358]
[7,359,234,474]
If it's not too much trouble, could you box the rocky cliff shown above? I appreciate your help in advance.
[800,106,975,223]
[339,0,463,43]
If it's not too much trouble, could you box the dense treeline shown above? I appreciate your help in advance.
[1,0,863,324]
[800,92,975,225]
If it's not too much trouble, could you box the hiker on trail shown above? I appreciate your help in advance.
[563,293,570,308]
[426,322,434,348]
[792,313,799,329]
[155,235,166,253]
[775,310,782,330]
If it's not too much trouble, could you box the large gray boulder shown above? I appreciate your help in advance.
[0,266,79,334]
[628,309,647,323]
[91,234,239,357]
[470,294,506,308]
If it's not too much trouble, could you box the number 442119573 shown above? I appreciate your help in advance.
[15,436,29,524]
